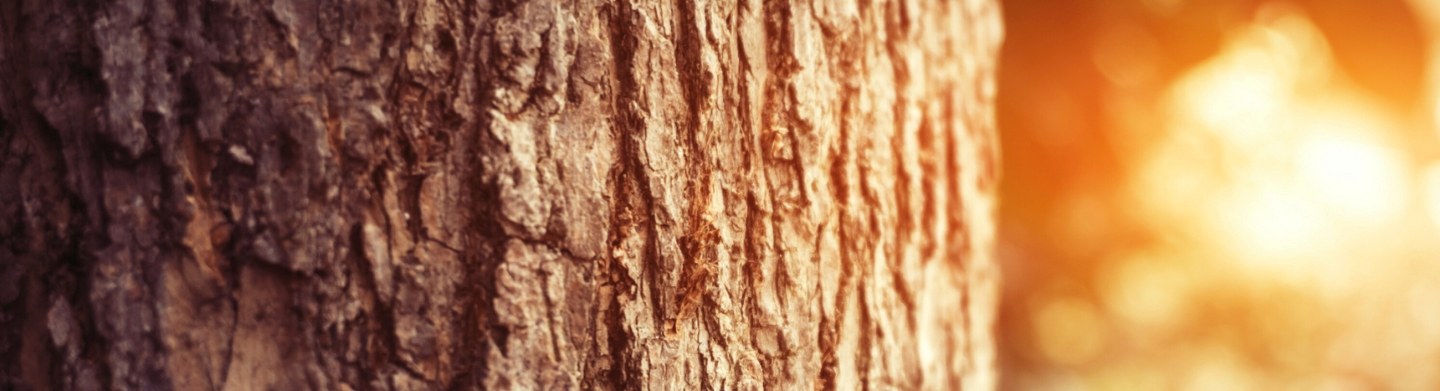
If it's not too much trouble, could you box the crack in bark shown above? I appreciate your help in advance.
[602,1,652,387]
[609,0,669,334]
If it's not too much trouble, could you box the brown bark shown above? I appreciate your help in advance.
[0,0,1002,389]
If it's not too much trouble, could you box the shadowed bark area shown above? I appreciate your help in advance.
[0,0,1002,389]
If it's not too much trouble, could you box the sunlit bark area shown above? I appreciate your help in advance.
[0,0,1002,389]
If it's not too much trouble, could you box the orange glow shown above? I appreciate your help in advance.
[1031,296,1105,366]
[1422,163,1440,227]
[1151,11,1419,280]
[1295,134,1409,220]
[1000,0,1440,387]
[1096,252,1192,331]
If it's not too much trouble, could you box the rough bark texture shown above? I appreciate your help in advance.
[0,0,1002,389]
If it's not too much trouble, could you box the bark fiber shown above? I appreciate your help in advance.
[0,0,1002,389]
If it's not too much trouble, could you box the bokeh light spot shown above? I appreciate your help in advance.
[1032,297,1106,366]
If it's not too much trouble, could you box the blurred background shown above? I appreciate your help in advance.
[996,0,1440,389]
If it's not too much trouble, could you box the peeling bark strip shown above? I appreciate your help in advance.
[0,0,1001,389]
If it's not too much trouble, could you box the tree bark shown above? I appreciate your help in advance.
[0,0,1002,389]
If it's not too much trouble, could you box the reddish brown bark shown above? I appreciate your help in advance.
[0,0,1002,389]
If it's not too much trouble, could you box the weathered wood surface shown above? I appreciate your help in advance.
[0,0,1002,389]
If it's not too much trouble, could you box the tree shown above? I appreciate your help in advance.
[0,0,1002,389]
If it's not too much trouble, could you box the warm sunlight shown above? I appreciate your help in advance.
[1002,0,1440,387]
[1295,134,1409,221]
[1156,10,1417,277]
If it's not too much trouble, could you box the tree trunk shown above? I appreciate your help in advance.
[0,0,1002,389]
